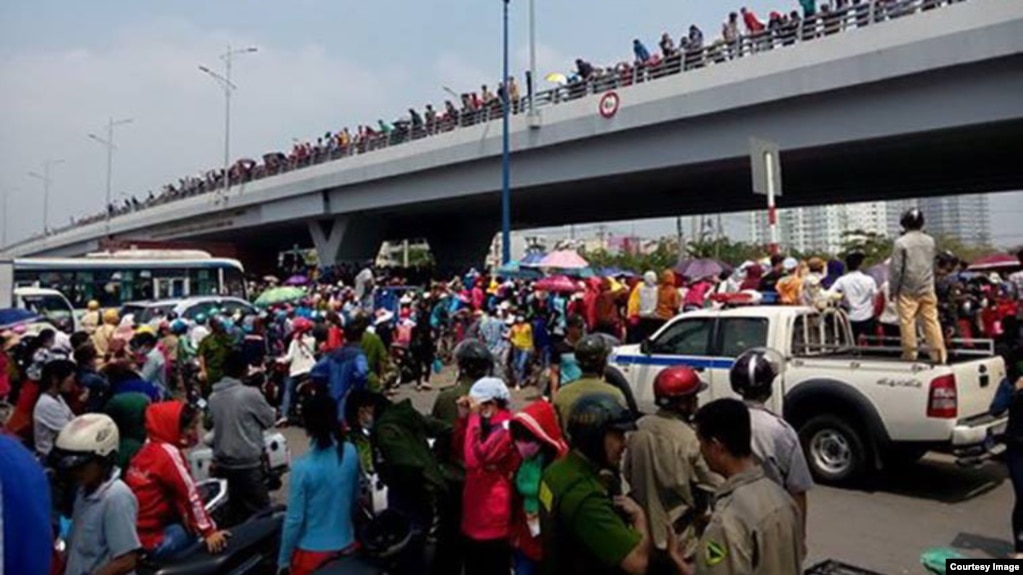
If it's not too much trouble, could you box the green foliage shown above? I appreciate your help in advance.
[839,230,892,266]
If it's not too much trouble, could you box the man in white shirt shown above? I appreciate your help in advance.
[828,252,879,344]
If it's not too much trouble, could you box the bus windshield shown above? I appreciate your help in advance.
[13,252,247,309]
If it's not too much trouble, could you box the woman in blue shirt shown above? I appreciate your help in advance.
[278,395,360,575]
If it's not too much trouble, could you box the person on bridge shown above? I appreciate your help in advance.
[890,208,947,363]
[691,399,804,575]
[729,349,812,550]
[633,39,652,64]
[624,366,722,564]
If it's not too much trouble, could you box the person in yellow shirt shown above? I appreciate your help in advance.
[509,316,534,390]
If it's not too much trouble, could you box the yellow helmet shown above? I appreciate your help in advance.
[134,325,157,337]
[102,309,120,324]
[87,300,100,311]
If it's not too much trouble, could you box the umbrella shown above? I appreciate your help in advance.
[968,253,1020,272]
[598,267,637,278]
[545,72,568,85]
[535,275,580,293]
[254,286,306,307]
[284,275,309,286]
[520,252,548,268]
[495,262,542,280]
[563,267,596,279]
[674,258,731,280]
[539,250,589,269]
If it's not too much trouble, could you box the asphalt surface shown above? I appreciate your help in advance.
[274,369,1016,574]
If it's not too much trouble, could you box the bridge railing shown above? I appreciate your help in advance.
[31,0,959,244]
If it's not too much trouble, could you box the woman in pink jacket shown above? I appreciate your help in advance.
[459,376,519,575]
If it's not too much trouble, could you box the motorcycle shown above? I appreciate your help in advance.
[187,430,290,492]
[137,479,284,575]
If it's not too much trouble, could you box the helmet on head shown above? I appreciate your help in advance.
[729,348,780,400]
[102,309,120,324]
[52,413,119,469]
[454,339,494,380]
[292,317,314,334]
[87,300,100,311]
[567,394,637,468]
[653,366,707,407]
[574,335,610,374]
[193,313,208,326]
[170,319,188,335]
[900,208,925,231]
[130,330,158,351]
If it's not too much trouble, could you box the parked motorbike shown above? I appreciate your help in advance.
[187,430,290,491]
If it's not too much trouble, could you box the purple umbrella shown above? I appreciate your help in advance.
[674,258,731,280]
[284,275,309,286]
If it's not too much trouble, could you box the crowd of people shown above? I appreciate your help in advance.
[2,206,1021,575]
[45,0,955,238]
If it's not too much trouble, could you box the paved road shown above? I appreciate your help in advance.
[274,372,1014,574]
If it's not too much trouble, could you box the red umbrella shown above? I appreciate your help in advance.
[535,275,580,293]
[968,253,1020,272]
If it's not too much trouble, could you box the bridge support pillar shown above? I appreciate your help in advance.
[426,221,495,278]
[308,216,385,265]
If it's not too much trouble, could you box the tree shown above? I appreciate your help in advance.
[839,230,891,266]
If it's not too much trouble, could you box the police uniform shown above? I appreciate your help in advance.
[746,403,814,496]
[624,410,722,550]
[539,451,641,575]
[696,466,803,575]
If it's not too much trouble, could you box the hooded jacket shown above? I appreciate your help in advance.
[462,409,520,541]
[511,401,568,560]
[656,270,682,320]
[125,401,216,550]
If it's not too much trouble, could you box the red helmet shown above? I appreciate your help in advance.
[653,367,707,407]
[292,317,314,334]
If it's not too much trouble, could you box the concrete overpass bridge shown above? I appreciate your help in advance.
[6,0,1023,270]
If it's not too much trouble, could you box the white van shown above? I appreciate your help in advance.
[12,287,79,333]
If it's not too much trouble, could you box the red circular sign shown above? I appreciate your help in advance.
[599,91,620,118]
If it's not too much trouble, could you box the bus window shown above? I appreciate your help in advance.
[223,268,246,299]
[190,269,218,296]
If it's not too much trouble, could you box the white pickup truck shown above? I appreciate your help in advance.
[607,306,1008,484]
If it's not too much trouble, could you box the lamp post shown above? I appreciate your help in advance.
[28,158,64,235]
[200,45,258,197]
[88,117,133,229]
[528,0,537,116]
[501,0,512,265]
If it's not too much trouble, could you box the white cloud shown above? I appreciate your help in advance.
[0,17,411,244]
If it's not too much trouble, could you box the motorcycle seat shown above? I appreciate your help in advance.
[141,512,283,575]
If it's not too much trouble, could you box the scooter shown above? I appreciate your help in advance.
[187,430,290,491]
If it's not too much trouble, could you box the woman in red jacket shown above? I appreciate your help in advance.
[125,401,230,559]
[459,377,519,575]
[509,400,568,575]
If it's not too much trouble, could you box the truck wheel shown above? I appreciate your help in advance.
[799,414,869,484]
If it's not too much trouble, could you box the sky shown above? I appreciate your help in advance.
[1,1,1020,249]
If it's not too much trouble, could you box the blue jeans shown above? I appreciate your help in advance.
[513,348,532,385]
[280,375,296,418]
[514,549,538,575]
[149,523,195,560]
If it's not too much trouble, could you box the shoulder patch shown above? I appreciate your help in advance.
[705,540,727,566]
[539,480,554,512]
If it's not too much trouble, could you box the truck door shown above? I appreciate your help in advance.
[710,317,771,403]
[630,317,717,408]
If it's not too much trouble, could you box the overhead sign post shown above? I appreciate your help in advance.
[750,137,783,256]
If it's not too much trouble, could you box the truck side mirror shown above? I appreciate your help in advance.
[640,338,652,355]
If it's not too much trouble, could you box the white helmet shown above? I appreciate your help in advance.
[54,413,119,468]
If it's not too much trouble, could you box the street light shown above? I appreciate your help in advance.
[528,0,537,117]
[88,117,133,229]
[28,158,65,235]
[200,45,258,197]
[501,0,512,265]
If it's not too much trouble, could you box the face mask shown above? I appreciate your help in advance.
[516,439,542,460]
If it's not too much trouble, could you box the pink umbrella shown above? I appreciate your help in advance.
[538,250,589,269]
[968,253,1021,272]
[535,275,580,293]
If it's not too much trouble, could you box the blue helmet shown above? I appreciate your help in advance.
[170,319,189,335]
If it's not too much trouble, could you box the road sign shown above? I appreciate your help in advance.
[750,137,782,197]
[599,91,620,118]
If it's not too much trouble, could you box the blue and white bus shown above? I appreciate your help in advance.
[13,250,247,309]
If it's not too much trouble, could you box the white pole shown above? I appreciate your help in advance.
[528,0,537,115]
[223,45,232,195]
[765,151,779,255]
[105,118,114,219]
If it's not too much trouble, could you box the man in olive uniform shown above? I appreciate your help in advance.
[625,366,721,559]
[540,394,691,575]
[429,340,494,575]
[691,399,803,575]
[552,335,627,429]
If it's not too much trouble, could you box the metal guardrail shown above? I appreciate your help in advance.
[25,0,962,244]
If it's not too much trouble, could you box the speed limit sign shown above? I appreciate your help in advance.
[599,91,620,118]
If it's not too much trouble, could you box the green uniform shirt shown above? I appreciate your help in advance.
[198,332,234,389]
[553,376,627,432]
[360,331,388,392]
[431,379,473,425]
[539,451,642,575]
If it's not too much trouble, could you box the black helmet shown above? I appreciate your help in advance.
[900,208,924,231]
[729,348,779,400]
[454,339,494,380]
[567,393,637,469]
[575,335,610,374]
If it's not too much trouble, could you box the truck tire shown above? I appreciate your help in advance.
[798,414,870,485]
